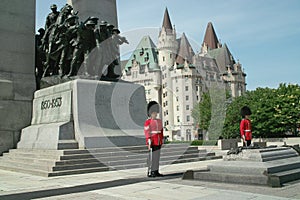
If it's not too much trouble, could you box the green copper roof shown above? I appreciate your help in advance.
[124,35,159,71]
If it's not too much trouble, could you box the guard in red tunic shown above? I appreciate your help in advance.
[144,101,164,177]
[240,106,252,147]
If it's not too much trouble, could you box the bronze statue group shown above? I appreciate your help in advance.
[35,4,128,87]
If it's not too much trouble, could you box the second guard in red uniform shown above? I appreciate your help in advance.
[240,106,252,147]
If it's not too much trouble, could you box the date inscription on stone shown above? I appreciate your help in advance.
[41,97,62,110]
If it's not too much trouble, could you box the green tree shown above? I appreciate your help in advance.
[192,85,229,140]
[273,83,300,135]
[192,92,211,131]
[222,94,250,139]
[223,84,300,138]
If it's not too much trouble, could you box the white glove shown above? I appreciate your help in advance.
[148,139,151,150]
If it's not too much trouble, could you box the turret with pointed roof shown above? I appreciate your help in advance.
[202,22,221,52]
[157,7,178,67]
[162,8,173,31]
[176,33,195,66]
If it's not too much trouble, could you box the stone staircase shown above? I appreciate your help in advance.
[0,143,221,177]
[183,146,300,187]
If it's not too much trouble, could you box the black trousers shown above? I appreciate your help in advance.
[244,140,251,147]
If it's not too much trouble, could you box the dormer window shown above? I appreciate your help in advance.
[140,48,144,56]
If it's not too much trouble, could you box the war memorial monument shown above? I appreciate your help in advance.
[0,0,300,189]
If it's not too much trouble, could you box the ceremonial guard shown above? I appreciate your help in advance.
[144,101,164,177]
[240,106,252,147]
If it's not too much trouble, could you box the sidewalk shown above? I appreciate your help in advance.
[0,160,299,200]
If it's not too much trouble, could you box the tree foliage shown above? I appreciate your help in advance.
[192,85,229,140]
[192,83,300,139]
[192,92,211,131]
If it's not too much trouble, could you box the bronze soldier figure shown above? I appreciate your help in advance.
[68,19,97,77]
[45,4,60,31]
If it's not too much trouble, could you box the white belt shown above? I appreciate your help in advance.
[244,130,251,132]
[151,131,161,134]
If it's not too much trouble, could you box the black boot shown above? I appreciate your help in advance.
[148,171,156,178]
[155,170,164,177]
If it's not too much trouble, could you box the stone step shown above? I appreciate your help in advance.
[2,146,205,165]
[208,162,267,176]
[262,154,298,162]
[94,153,201,167]
[260,148,298,161]
[78,144,193,154]
[111,156,213,171]
[0,157,110,177]
[55,158,105,166]
[0,162,49,177]
[272,168,300,185]
[192,170,268,185]
[48,166,110,177]
[97,149,199,160]
[0,156,56,166]
[0,144,219,177]
[267,157,300,174]
[8,148,64,155]
[261,148,298,158]
[58,140,79,149]
[4,151,62,160]
[0,159,54,171]
[52,162,107,171]
[259,147,291,153]
[59,148,199,161]
[7,145,196,158]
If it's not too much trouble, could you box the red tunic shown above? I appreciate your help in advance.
[144,118,164,146]
[240,118,252,140]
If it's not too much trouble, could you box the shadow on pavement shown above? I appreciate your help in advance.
[0,172,183,200]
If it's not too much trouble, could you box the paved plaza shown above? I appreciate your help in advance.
[0,160,299,200]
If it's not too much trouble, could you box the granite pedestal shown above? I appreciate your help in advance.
[18,79,147,149]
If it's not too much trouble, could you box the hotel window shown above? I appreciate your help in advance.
[177,105,179,111]
[176,96,179,101]
[186,95,189,101]
[185,86,188,91]
[177,116,180,122]
[187,115,190,122]
[176,87,179,92]
[186,105,189,110]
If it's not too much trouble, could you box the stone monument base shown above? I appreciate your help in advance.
[183,146,300,187]
[17,79,147,150]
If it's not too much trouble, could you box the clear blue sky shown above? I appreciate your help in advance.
[36,0,300,91]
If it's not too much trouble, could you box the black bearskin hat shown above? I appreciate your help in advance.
[241,106,252,117]
[147,101,160,116]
